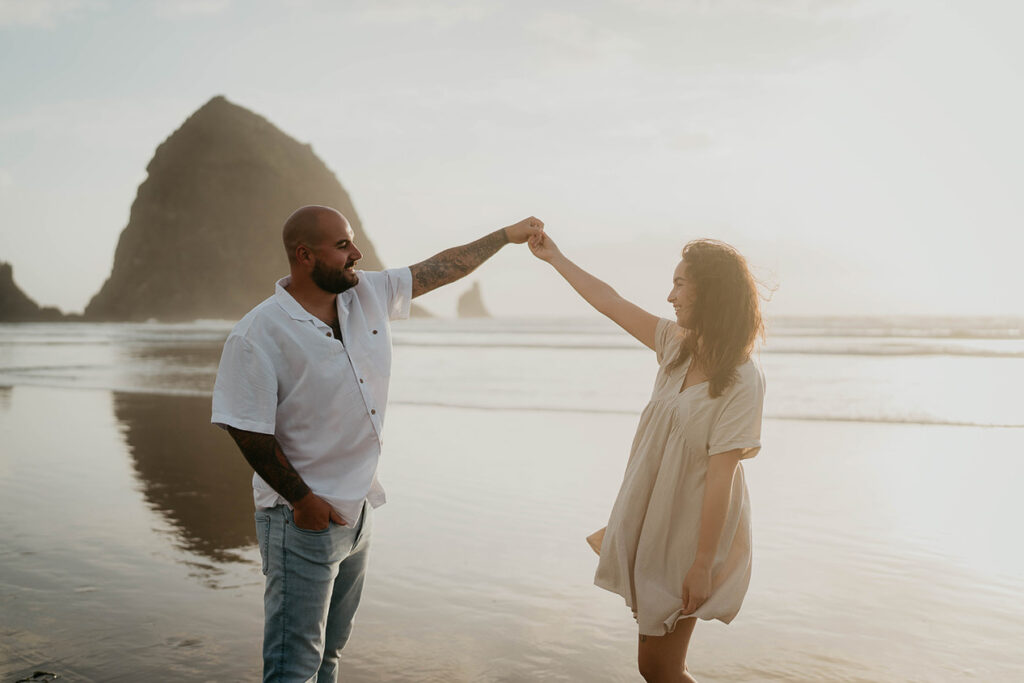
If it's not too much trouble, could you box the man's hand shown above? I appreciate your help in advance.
[292,491,347,530]
[503,216,545,244]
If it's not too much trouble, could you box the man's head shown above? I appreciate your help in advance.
[282,205,363,294]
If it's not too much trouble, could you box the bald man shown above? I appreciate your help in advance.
[212,206,543,682]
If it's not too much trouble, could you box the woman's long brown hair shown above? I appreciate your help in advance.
[666,239,764,398]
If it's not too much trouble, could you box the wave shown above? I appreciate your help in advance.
[4,319,1024,357]
[758,346,1024,359]
[764,413,1024,429]
[0,364,104,372]
[767,316,1024,339]
[2,378,1018,429]
[388,399,1024,429]
[3,337,1022,359]
[394,340,641,351]
[390,339,1024,358]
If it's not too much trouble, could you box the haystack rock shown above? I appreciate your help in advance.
[456,281,490,318]
[84,95,415,321]
[0,262,66,322]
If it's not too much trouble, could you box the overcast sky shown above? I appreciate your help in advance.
[1,0,1022,318]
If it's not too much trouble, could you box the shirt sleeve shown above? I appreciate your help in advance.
[383,267,413,321]
[708,364,765,459]
[359,267,412,321]
[211,334,278,434]
[654,317,684,366]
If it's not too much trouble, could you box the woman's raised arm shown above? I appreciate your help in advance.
[529,232,659,350]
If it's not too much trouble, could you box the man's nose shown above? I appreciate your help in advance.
[352,246,363,261]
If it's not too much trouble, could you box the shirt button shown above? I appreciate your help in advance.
[370,409,376,415]
[372,329,378,335]
[326,332,331,337]
[359,378,364,384]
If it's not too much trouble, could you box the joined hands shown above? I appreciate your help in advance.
[504,216,545,244]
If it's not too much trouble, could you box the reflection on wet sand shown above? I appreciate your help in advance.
[116,340,224,394]
[113,391,256,562]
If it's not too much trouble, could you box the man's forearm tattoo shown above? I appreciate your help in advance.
[409,228,509,297]
[227,427,310,503]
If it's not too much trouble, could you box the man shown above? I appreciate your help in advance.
[211,205,543,682]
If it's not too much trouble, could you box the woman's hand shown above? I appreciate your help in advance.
[528,231,562,263]
[680,561,712,615]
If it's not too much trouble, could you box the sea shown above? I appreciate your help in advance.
[0,316,1022,682]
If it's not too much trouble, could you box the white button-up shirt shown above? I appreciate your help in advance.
[211,268,412,525]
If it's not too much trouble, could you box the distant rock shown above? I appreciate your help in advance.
[84,95,394,321]
[0,262,66,322]
[456,281,490,318]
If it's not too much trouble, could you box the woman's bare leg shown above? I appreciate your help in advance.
[637,617,698,683]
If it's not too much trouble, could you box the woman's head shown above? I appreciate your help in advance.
[667,239,764,397]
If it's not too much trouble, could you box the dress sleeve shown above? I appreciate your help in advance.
[654,318,684,366]
[708,364,765,459]
[211,334,278,434]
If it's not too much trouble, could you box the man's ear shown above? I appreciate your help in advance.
[295,244,314,267]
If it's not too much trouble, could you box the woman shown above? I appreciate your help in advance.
[528,233,765,683]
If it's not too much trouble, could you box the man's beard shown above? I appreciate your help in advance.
[311,258,359,294]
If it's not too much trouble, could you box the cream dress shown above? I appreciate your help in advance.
[593,318,765,635]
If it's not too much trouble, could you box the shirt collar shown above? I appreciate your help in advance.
[274,276,316,322]
[273,275,353,322]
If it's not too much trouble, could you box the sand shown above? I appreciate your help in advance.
[2,384,1023,681]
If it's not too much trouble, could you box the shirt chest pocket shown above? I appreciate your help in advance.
[347,328,391,380]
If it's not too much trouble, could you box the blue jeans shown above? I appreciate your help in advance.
[254,502,372,683]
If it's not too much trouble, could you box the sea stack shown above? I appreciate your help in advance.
[456,281,490,318]
[0,262,65,322]
[84,96,385,322]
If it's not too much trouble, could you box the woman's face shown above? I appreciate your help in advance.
[667,260,697,329]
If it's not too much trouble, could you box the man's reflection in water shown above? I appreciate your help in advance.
[113,392,256,563]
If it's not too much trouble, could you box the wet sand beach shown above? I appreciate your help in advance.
[1,319,1023,681]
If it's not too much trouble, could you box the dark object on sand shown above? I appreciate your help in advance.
[16,672,60,682]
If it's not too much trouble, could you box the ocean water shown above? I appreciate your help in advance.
[2,315,1022,427]
[0,316,1022,681]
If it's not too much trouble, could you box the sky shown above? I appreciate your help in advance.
[1,0,1022,319]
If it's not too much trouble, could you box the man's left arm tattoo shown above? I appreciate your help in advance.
[408,229,509,298]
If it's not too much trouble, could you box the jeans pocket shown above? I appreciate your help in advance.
[285,504,334,535]
[255,511,271,575]
[291,521,333,536]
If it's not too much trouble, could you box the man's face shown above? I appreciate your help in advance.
[309,214,363,294]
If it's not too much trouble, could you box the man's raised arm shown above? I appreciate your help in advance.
[408,216,543,298]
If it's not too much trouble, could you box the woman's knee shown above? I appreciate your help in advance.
[638,632,690,682]
[638,649,678,682]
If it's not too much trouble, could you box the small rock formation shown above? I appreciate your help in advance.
[84,95,387,321]
[456,281,490,318]
[0,262,65,322]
